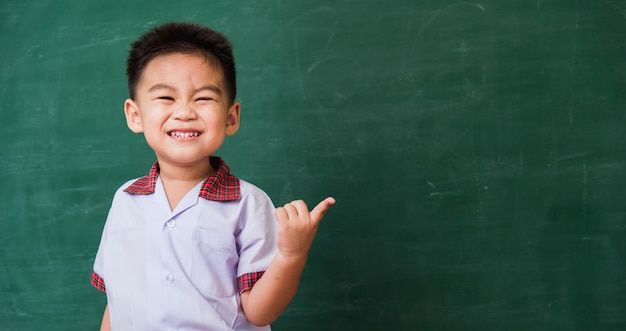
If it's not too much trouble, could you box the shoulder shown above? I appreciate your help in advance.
[238,178,268,197]
[237,178,276,204]
[101,178,148,235]
[236,178,277,213]
[107,177,148,209]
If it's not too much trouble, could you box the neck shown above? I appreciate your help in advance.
[159,158,214,183]
[157,158,215,211]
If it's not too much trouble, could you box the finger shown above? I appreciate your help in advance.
[290,200,309,218]
[275,207,288,223]
[310,197,336,224]
[282,201,299,220]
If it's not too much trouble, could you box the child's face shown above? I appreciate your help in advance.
[124,53,239,170]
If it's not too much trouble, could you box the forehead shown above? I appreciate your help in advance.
[138,52,225,89]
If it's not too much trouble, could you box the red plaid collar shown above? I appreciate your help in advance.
[123,156,240,201]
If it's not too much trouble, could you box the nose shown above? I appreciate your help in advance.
[173,103,196,120]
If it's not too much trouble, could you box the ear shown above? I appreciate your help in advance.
[124,99,144,133]
[225,101,240,136]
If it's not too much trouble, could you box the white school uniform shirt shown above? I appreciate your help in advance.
[92,157,278,330]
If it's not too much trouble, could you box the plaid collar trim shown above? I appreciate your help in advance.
[123,156,241,201]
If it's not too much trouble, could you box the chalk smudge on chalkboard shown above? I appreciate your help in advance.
[418,2,485,35]
[554,151,593,163]
[427,180,461,198]
[603,1,626,20]
[288,7,338,99]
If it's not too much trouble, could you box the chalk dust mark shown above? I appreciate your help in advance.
[306,55,362,109]
[426,180,452,197]
[430,191,461,197]
[63,37,129,53]
[555,151,593,163]
[537,0,543,10]
[602,1,626,20]
[307,57,339,73]
[404,2,485,78]
[286,7,338,98]
[418,2,485,35]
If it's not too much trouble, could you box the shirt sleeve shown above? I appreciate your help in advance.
[91,181,134,294]
[235,181,279,292]
[91,212,109,293]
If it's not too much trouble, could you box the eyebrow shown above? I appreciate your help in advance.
[147,84,223,95]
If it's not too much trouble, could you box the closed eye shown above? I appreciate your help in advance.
[158,96,175,101]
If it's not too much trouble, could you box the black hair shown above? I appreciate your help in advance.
[126,22,236,103]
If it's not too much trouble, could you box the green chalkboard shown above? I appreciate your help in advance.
[2,0,626,330]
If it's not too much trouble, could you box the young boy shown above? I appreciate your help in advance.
[91,22,335,330]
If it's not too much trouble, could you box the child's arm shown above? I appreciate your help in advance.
[240,197,335,326]
[100,304,110,331]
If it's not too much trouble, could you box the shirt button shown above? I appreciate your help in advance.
[166,219,176,228]
[166,274,175,285]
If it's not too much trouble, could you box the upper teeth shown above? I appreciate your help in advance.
[170,132,199,138]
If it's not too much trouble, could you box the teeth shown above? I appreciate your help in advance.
[169,131,200,138]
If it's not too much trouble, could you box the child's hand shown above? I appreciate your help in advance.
[275,197,336,259]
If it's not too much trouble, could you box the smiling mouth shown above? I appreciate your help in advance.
[168,131,201,138]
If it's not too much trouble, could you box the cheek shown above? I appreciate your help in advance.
[139,110,168,127]
[202,113,229,128]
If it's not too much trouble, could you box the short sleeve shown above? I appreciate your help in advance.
[90,180,136,294]
[235,180,279,286]
[92,214,109,292]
